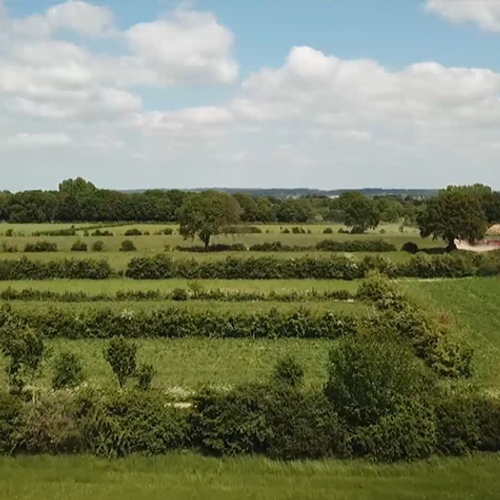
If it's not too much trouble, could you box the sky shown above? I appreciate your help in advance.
[1,0,500,191]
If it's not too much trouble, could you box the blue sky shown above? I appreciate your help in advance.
[1,0,500,190]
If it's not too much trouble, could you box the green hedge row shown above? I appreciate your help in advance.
[177,239,397,253]
[0,384,498,461]
[0,257,112,280]
[0,286,355,303]
[0,251,498,280]
[126,252,496,280]
[0,306,358,340]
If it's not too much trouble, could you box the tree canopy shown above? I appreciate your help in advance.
[179,191,243,249]
[417,186,488,250]
[339,192,380,233]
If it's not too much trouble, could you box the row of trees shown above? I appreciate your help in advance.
[0,177,416,225]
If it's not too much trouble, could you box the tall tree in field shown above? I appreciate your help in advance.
[339,191,380,233]
[417,186,488,251]
[232,193,258,222]
[179,191,243,249]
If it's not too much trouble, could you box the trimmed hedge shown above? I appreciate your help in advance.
[0,306,358,340]
[0,257,112,280]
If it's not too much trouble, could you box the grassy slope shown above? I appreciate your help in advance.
[0,338,333,392]
[0,454,498,500]
[405,277,500,389]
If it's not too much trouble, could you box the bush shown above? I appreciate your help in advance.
[402,241,419,254]
[224,226,262,234]
[171,288,189,301]
[15,393,81,453]
[0,323,45,393]
[266,389,346,460]
[71,240,88,252]
[24,241,58,252]
[292,226,306,234]
[5,229,14,237]
[136,363,155,391]
[105,338,137,388]
[325,335,432,427]
[0,392,21,453]
[51,351,85,390]
[323,227,333,234]
[353,401,437,462]
[82,392,188,457]
[1,242,17,253]
[191,384,270,456]
[163,228,174,235]
[338,228,349,234]
[92,229,113,237]
[92,241,105,252]
[124,228,142,236]
[120,240,137,252]
[271,356,304,389]
[316,240,396,252]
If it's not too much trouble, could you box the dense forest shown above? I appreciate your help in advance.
[0,178,421,225]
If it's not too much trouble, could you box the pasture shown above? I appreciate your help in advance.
[1,454,499,500]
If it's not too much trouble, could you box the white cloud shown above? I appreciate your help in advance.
[1,132,73,148]
[9,1,114,38]
[426,0,500,32]
[123,9,238,85]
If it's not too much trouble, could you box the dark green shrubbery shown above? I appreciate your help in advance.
[24,241,58,252]
[402,241,419,254]
[0,392,21,453]
[124,228,142,236]
[82,391,189,457]
[323,227,333,234]
[120,240,137,252]
[105,338,138,388]
[0,306,358,341]
[0,257,112,280]
[92,241,105,252]
[51,352,86,390]
[71,240,88,252]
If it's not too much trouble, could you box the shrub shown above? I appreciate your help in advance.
[171,288,189,301]
[1,242,17,253]
[92,229,113,237]
[353,401,437,462]
[323,227,333,234]
[338,228,349,234]
[82,392,188,457]
[316,240,396,252]
[136,363,155,391]
[120,240,137,252]
[191,384,270,456]
[71,240,88,252]
[92,241,105,252]
[282,228,290,234]
[292,226,306,234]
[266,389,346,460]
[51,351,85,390]
[402,241,419,254]
[124,228,142,236]
[105,338,137,388]
[224,226,262,234]
[0,323,45,394]
[271,356,304,389]
[0,392,21,453]
[15,393,81,453]
[5,229,14,237]
[162,228,174,235]
[325,335,432,427]
[24,241,58,252]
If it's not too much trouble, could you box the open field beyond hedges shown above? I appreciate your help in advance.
[0,454,499,500]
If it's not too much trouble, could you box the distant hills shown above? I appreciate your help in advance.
[123,188,438,198]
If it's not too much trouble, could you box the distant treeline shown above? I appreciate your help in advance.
[0,177,420,225]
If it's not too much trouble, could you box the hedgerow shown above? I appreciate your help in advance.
[0,305,358,340]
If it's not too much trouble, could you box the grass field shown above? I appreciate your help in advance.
[0,278,360,294]
[405,277,500,390]
[0,338,333,392]
[0,454,498,500]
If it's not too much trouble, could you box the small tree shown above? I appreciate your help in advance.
[51,351,85,390]
[0,323,45,395]
[105,338,137,388]
[136,363,155,391]
[339,192,380,233]
[418,187,488,251]
[179,191,243,250]
[120,240,137,252]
